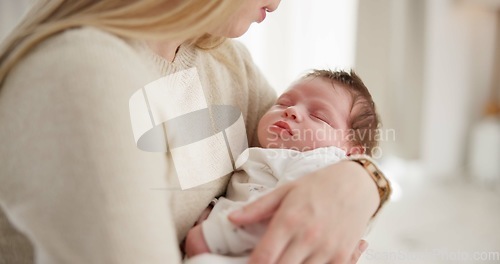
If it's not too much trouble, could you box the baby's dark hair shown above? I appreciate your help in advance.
[303,69,380,156]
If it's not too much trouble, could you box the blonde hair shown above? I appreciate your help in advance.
[0,0,242,84]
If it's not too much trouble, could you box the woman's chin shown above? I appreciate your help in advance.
[210,24,251,39]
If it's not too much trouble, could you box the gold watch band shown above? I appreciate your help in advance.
[347,155,392,218]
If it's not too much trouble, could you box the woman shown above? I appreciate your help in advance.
[0,0,387,263]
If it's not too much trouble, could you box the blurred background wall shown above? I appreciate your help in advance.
[2,0,499,263]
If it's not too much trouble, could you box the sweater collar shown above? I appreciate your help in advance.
[139,42,197,75]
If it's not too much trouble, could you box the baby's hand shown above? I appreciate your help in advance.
[194,206,213,225]
[184,205,214,257]
[185,223,210,257]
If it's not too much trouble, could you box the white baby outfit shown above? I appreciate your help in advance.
[201,146,346,257]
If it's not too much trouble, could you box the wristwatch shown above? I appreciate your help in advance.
[347,155,392,218]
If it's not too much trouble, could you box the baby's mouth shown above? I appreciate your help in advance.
[272,121,293,136]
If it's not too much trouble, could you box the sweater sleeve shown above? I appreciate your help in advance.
[0,28,181,264]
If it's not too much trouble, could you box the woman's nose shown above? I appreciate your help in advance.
[265,0,281,13]
[283,106,302,122]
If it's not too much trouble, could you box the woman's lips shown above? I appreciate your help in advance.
[271,121,292,136]
[258,8,267,23]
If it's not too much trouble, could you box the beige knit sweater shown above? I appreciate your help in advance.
[0,27,276,263]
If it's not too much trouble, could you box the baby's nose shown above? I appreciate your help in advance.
[283,106,301,121]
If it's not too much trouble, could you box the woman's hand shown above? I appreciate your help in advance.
[228,161,379,264]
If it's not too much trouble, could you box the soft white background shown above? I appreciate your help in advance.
[2,0,500,263]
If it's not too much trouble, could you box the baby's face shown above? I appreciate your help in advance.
[257,77,353,152]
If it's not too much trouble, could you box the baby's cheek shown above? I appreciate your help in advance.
[313,128,345,148]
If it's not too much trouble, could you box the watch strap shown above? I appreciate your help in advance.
[347,155,392,218]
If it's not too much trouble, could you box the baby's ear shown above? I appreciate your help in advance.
[346,145,365,156]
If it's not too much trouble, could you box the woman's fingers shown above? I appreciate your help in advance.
[275,236,315,264]
[247,210,294,264]
[228,183,293,225]
[228,184,296,263]
[349,240,369,264]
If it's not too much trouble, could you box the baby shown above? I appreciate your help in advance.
[184,69,380,260]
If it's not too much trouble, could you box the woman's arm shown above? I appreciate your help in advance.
[229,160,381,264]
[0,28,181,263]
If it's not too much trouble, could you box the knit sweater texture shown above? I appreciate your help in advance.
[0,27,276,263]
